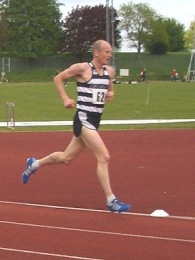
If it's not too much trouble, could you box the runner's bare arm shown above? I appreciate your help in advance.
[106,66,115,101]
[53,63,87,108]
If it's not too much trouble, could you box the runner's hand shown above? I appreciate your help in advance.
[63,98,75,109]
[106,91,114,101]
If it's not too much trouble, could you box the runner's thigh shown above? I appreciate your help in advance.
[81,126,109,159]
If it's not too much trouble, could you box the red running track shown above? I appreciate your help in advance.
[0,129,195,259]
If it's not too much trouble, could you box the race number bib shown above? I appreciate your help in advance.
[92,89,107,104]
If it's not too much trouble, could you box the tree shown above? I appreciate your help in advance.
[0,0,62,58]
[61,5,121,58]
[145,19,169,54]
[184,20,195,51]
[119,1,158,53]
[163,18,185,52]
[0,13,8,53]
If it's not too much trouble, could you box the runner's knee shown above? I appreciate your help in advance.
[54,153,72,165]
[62,156,72,165]
[98,152,110,163]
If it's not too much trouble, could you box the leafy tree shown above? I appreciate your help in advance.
[163,18,185,52]
[119,1,159,53]
[0,0,62,58]
[0,13,8,53]
[145,19,169,54]
[184,20,195,51]
[61,5,121,59]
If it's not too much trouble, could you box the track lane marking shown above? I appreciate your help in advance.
[1,220,195,244]
[0,246,104,260]
[0,200,195,221]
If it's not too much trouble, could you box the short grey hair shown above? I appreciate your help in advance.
[92,40,108,52]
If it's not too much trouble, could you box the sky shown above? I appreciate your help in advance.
[58,0,195,51]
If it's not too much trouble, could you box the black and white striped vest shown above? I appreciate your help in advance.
[76,62,110,114]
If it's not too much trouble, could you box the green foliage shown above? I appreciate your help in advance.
[119,2,186,54]
[0,11,8,52]
[147,42,167,55]
[0,0,62,58]
[163,18,185,52]
[184,20,195,50]
[62,5,120,58]
[145,19,169,54]
[119,1,159,53]
[0,0,191,58]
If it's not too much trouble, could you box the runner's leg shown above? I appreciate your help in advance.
[38,136,85,166]
[80,126,113,198]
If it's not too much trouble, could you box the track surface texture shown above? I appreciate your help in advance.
[0,129,195,259]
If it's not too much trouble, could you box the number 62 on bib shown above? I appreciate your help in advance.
[92,89,108,104]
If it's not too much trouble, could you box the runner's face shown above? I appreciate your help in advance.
[98,43,112,65]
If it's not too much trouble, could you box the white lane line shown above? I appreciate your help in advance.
[0,200,195,221]
[0,246,104,260]
[1,220,195,244]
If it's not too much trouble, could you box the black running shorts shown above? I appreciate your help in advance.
[73,110,102,137]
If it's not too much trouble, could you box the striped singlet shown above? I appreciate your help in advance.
[76,62,110,114]
[73,62,110,136]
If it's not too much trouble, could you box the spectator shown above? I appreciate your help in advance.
[0,71,8,83]
[171,69,179,82]
[140,68,147,82]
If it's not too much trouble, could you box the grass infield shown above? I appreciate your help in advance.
[0,81,195,131]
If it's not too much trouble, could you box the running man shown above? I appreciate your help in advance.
[21,39,131,213]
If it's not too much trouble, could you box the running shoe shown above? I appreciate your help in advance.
[107,199,131,213]
[22,157,37,184]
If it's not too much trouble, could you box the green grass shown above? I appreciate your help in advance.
[0,81,195,132]
[103,81,195,119]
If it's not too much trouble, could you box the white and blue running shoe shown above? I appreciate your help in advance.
[22,157,37,184]
[107,199,131,213]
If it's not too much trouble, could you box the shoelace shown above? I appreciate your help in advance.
[111,200,123,210]
[25,165,35,176]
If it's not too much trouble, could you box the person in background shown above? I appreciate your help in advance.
[140,68,147,82]
[171,69,179,82]
[0,71,8,83]
[21,39,131,213]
